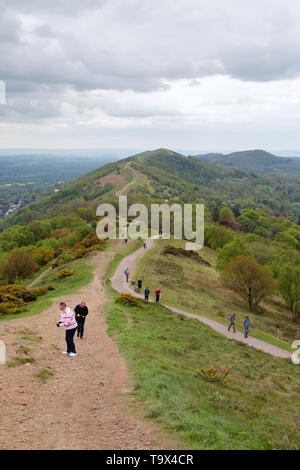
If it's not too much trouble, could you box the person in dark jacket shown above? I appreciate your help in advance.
[75,301,88,339]
[137,279,143,293]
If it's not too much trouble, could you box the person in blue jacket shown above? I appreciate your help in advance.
[243,316,250,338]
[144,287,150,301]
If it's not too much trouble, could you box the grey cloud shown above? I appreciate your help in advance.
[1,0,300,96]
[2,0,300,129]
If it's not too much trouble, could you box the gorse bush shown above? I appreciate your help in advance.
[0,284,53,315]
[196,367,231,384]
[71,229,105,260]
[116,293,144,307]
[57,269,74,279]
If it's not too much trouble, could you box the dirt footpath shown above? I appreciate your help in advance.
[0,249,176,450]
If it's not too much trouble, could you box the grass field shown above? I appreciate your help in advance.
[105,284,300,449]
[0,256,94,322]
[135,239,297,351]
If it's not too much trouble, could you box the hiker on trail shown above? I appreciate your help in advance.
[228,314,236,333]
[144,287,150,301]
[155,288,161,303]
[56,302,78,357]
[243,316,250,338]
[144,242,147,249]
[75,301,88,340]
[137,279,143,292]
[124,268,129,283]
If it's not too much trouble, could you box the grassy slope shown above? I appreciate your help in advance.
[0,257,94,322]
[105,283,300,450]
[135,239,295,352]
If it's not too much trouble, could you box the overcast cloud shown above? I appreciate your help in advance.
[1,0,300,150]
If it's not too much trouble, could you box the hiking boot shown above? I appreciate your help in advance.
[69,352,77,357]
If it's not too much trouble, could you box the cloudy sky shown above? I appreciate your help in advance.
[1,0,300,151]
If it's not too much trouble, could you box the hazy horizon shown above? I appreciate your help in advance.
[0,148,300,159]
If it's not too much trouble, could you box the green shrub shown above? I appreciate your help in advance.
[116,293,143,307]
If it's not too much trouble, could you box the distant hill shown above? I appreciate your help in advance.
[194,149,300,176]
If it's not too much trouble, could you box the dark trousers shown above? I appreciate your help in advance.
[145,294,149,301]
[156,295,160,302]
[65,328,77,354]
[77,318,86,338]
[228,322,236,332]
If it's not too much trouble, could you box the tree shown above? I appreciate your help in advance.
[220,256,275,312]
[278,264,300,321]
[216,239,251,271]
[219,207,235,221]
[204,224,235,250]
[275,232,298,250]
[3,249,37,283]
[77,207,95,223]
[250,242,277,265]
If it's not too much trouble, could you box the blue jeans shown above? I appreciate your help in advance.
[77,318,86,338]
[66,328,77,353]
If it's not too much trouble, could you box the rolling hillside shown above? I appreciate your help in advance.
[195,149,300,177]
[1,148,299,230]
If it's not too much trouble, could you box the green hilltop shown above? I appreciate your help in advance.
[195,149,300,176]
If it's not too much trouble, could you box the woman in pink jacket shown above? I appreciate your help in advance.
[57,302,78,357]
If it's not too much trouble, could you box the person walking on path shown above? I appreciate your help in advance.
[75,301,88,340]
[57,302,78,357]
[243,316,251,338]
[137,279,143,293]
[144,242,147,249]
[144,287,150,301]
[124,268,129,283]
[228,314,236,333]
[155,288,161,303]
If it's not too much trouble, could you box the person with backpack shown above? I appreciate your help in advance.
[228,314,236,333]
[56,302,78,357]
[243,316,251,338]
[124,268,129,283]
[155,288,161,303]
[75,301,89,340]
[144,287,150,301]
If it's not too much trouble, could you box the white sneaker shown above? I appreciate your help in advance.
[62,351,68,355]
[69,352,77,357]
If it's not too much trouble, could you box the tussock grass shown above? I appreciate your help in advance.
[36,367,54,384]
[6,356,35,368]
